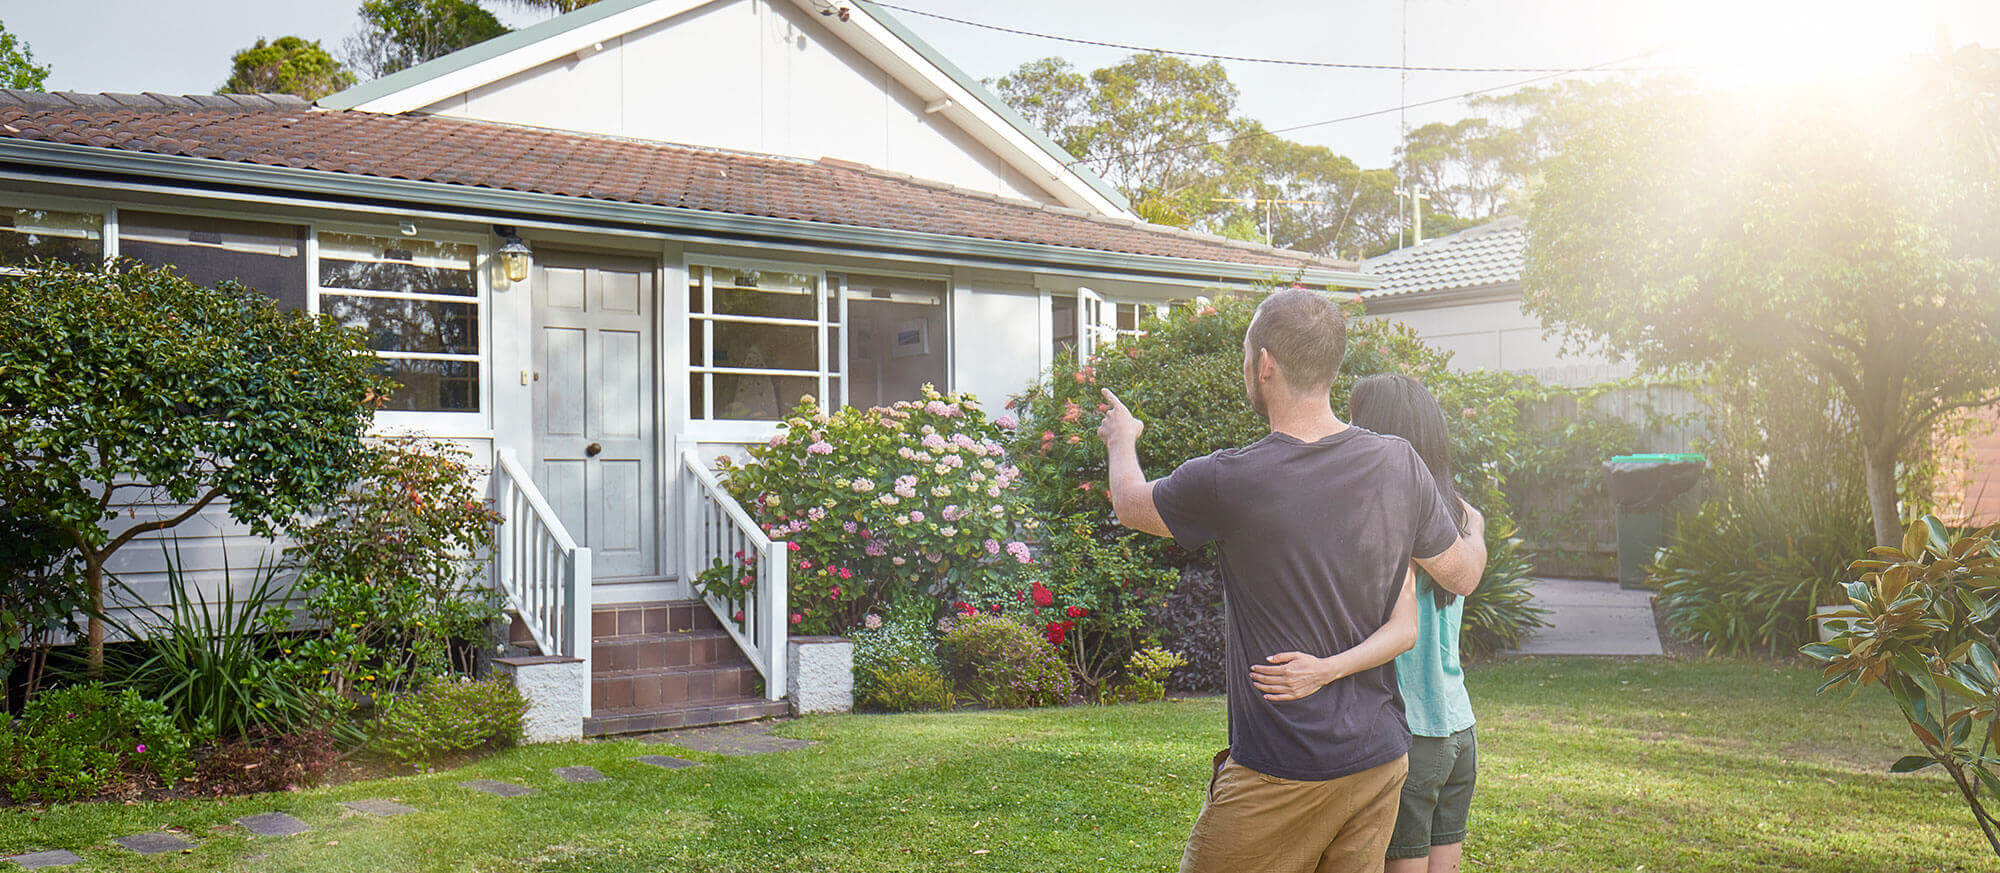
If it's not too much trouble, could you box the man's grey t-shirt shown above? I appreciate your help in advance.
[1153,427,1459,782]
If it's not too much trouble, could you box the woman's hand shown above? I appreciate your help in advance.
[1251,652,1343,702]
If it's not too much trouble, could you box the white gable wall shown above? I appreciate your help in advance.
[1367,292,1630,386]
[420,0,1054,206]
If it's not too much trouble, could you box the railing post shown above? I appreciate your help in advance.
[569,547,592,677]
[765,542,788,701]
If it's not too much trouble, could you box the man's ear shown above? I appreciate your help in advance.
[1257,348,1281,384]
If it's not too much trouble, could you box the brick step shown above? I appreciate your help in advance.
[592,663,764,711]
[592,600,720,640]
[584,697,791,736]
[592,629,741,674]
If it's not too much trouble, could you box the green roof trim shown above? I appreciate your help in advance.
[318,0,664,110]
[848,0,1130,212]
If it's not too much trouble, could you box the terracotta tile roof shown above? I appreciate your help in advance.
[0,91,1344,272]
[1361,217,1525,297]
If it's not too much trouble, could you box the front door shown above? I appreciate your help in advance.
[532,251,658,581]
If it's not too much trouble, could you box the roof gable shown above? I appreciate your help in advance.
[319,0,1129,216]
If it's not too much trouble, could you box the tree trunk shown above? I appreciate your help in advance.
[1864,444,1902,548]
[84,553,104,674]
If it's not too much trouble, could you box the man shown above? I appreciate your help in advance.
[1097,289,1488,873]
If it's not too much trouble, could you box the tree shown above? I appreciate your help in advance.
[0,19,50,90]
[1523,54,2000,547]
[218,36,356,101]
[0,262,390,669]
[344,0,510,79]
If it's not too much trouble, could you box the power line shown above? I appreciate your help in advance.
[1063,52,1657,168]
[864,1,1679,74]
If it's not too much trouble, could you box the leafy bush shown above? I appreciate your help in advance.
[938,613,1074,708]
[716,386,1039,635]
[366,676,528,767]
[284,440,504,698]
[851,599,947,711]
[0,682,197,802]
[1805,517,2000,857]
[114,543,322,739]
[1122,647,1187,703]
[0,504,84,703]
[1150,565,1225,692]
[1654,496,1874,656]
[867,664,954,713]
[1461,526,1549,659]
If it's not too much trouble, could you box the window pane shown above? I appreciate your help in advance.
[710,321,818,371]
[1117,303,1139,331]
[688,318,706,366]
[375,359,479,412]
[689,372,708,419]
[321,294,478,355]
[846,275,946,409]
[0,208,102,268]
[318,233,477,297]
[120,212,306,311]
[711,373,816,421]
[1051,294,1077,356]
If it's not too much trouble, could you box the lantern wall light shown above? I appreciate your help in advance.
[494,225,533,284]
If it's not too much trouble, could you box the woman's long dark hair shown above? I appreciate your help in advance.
[1350,374,1469,605]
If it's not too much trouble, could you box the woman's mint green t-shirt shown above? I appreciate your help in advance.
[1395,575,1476,737]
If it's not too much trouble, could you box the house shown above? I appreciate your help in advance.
[0,0,1369,735]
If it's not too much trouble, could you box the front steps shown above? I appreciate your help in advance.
[581,601,789,736]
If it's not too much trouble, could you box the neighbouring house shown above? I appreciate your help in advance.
[0,0,1369,735]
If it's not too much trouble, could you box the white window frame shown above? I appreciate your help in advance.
[685,254,833,430]
[828,267,954,409]
[309,221,492,429]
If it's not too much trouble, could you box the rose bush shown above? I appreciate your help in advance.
[718,385,1041,635]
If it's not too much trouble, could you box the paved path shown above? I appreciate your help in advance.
[1514,578,1664,656]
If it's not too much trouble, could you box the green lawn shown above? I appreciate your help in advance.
[0,658,1991,872]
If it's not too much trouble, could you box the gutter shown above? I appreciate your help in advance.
[0,138,1377,290]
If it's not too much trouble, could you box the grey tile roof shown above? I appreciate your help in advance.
[1361,217,1525,298]
[0,90,308,112]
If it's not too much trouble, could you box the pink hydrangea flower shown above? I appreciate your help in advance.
[865,541,887,557]
[808,507,826,521]
[863,613,883,630]
[808,440,833,455]
[842,520,859,533]
[941,505,962,522]
[984,538,1002,556]
[995,415,1018,430]
[894,474,919,499]
[1006,541,1033,564]
[908,510,925,524]
[922,433,948,452]
[892,556,906,566]
[943,454,964,468]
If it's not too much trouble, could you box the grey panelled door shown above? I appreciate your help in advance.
[532,251,658,581]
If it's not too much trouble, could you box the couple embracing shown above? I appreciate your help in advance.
[1097,289,1489,873]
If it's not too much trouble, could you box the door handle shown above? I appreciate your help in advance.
[585,442,603,457]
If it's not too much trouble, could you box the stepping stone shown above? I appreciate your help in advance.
[632,754,701,769]
[553,765,606,783]
[658,723,814,755]
[459,779,536,797]
[341,799,417,817]
[5,850,83,869]
[235,812,310,837]
[112,832,192,854]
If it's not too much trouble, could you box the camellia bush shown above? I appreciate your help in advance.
[1806,517,2000,857]
[717,386,1040,635]
[1008,292,1559,687]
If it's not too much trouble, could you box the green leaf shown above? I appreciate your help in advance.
[1892,754,1940,772]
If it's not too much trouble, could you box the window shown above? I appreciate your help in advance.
[0,207,103,272]
[688,264,830,421]
[841,273,948,410]
[120,212,307,311]
[1051,292,1161,360]
[316,232,483,413]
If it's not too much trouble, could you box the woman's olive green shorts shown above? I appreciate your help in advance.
[1386,726,1477,860]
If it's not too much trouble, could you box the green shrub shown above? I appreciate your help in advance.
[0,504,84,700]
[865,664,954,712]
[366,676,527,767]
[1122,647,1186,703]
[284,440,505,699]
[1461,526,1549,658]
[938,613,1074,708]
[115,541,322,739]
[0,682,197,802]
[1654,496,1873,656]
[716,386,1038,635]
[850,599,944,710]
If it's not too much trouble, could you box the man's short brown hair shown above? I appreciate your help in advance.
[1246,288,1348,390]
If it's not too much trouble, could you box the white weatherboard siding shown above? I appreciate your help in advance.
[422,0,1054,207]
[1369,294,1623,383]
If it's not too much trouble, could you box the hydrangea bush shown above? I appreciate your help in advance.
[717,386,1040,635]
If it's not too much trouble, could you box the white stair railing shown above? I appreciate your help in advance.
[679,449,787,701]
[493,448,592,676]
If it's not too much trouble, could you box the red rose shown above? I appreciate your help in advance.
[954,601,976,617]
[1045,621,1068,645]
[1066,606,1087,619]
[1030,581,1054,608]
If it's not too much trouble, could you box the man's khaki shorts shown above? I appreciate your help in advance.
[1179,748,1411,873]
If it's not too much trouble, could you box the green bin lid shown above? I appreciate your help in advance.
[1608,453,1706,464]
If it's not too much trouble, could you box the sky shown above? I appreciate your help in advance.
[6,0,2000,168]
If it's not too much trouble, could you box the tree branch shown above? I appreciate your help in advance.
[100,486,227,557]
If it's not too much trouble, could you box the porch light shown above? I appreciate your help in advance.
[495,226,533,284]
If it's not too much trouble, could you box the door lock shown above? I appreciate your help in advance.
[585,442,603,457]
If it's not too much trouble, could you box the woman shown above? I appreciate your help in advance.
[1349,373,1480,873]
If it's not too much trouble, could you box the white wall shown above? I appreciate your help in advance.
[423,0,1055,206]
[1367,294,1628,385]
